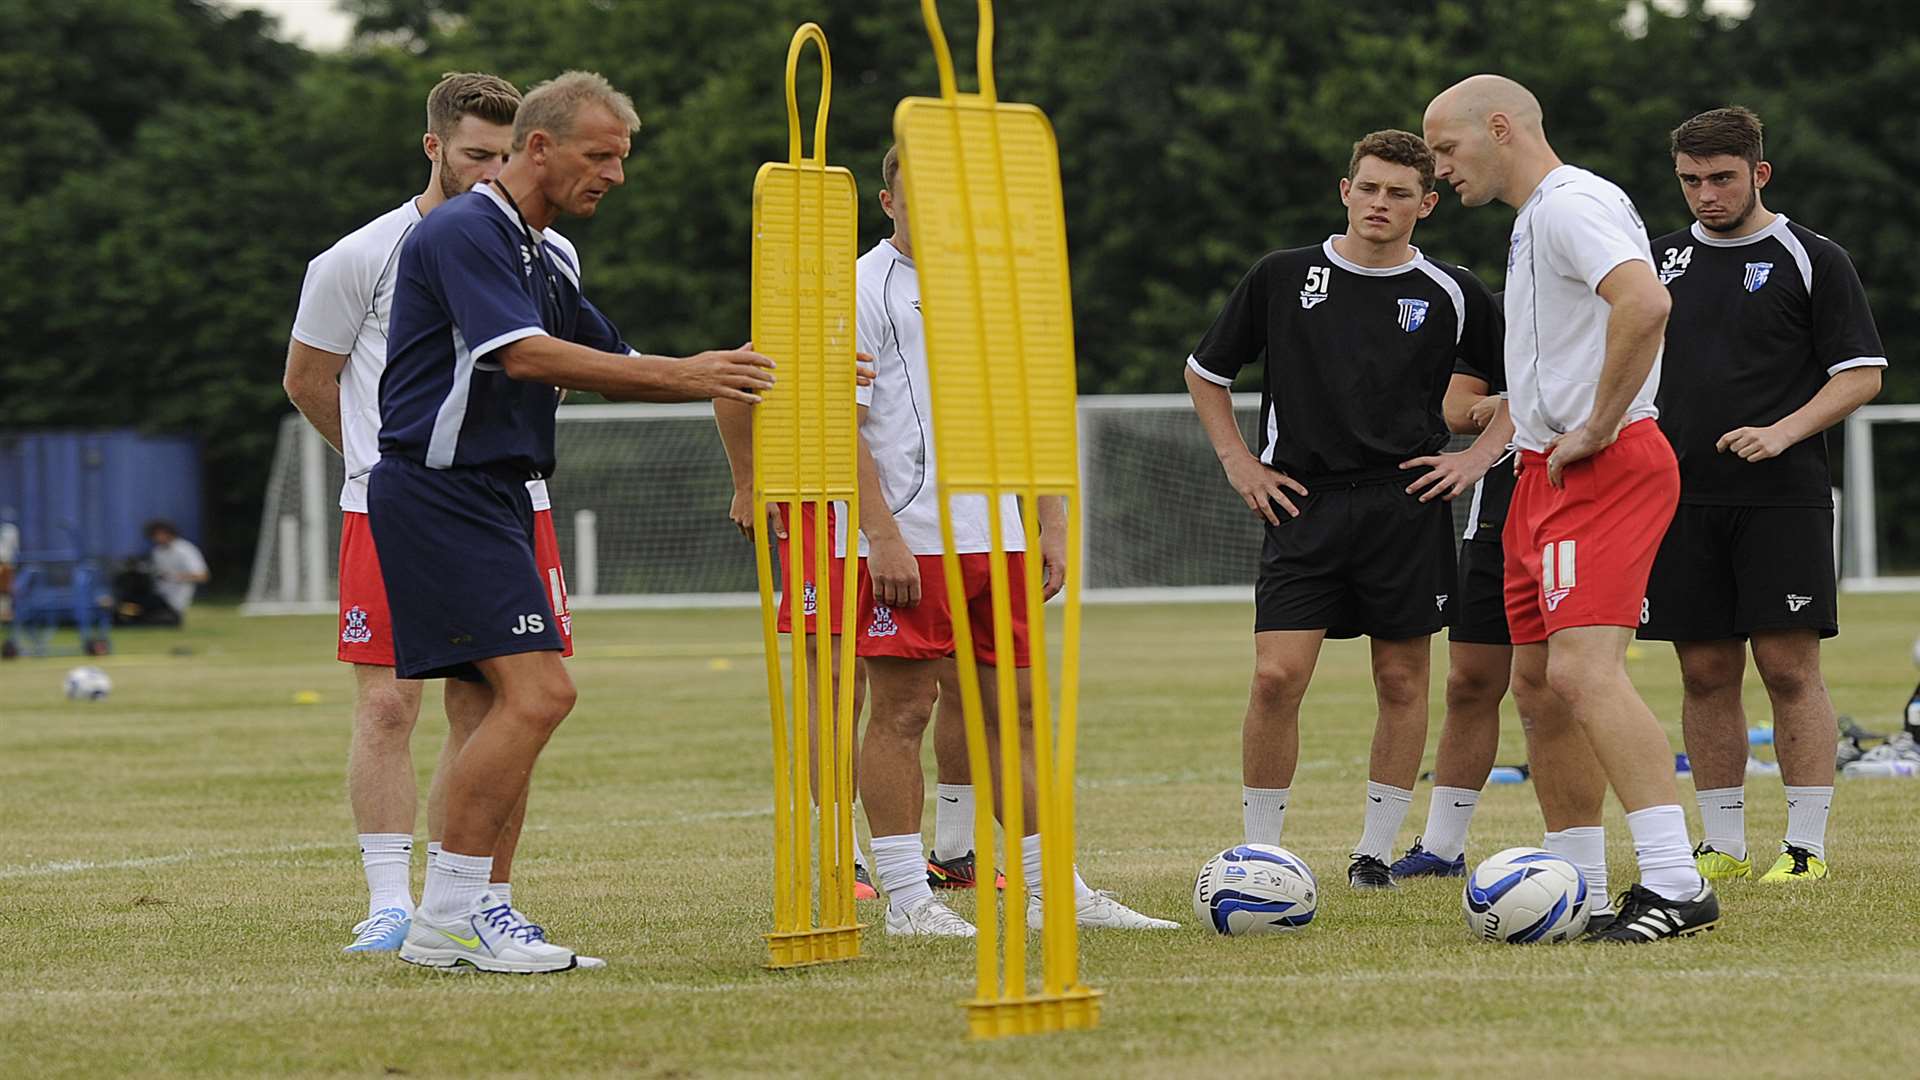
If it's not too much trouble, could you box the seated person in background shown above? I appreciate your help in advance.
[145,520,209,620]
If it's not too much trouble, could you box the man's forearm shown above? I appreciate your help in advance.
[1774,368,1882,446]
[1185,366,1252,467]
[287,382,345,454]
[714,398,754,491]
[1586,296,1667,434]
[856,434,904,545]
[1466,399,1514,463]
[501,335,696,402]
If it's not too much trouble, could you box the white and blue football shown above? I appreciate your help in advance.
[1194,844,1317,936]
[1462,846,1590,943]
[63,665,113,701]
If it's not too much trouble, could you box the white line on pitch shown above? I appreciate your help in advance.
[0,841,345,880]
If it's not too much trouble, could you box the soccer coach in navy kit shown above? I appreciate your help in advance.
[370,71,774,972]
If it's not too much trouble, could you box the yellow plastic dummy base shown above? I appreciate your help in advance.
[966,987,1103,1039]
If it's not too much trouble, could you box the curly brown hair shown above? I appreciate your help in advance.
[1348,130,1436,193]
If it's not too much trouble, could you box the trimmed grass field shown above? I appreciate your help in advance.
[3,599,1918,1078]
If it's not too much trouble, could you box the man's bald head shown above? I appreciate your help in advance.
[1423,74,1557,209]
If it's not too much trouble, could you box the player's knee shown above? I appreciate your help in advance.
[1250,660,1310,705]
[1678,650,1744,700]
[1754,655,1825,703]
[1446,663,1507,712]
[1373,665,1428,711]
[355,686,418,741]
[1543,652,1615,708]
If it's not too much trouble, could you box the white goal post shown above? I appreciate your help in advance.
[243,395,1497,615]
[1840,403,1920,592]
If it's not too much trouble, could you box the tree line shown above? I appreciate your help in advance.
[2,0,1911,578]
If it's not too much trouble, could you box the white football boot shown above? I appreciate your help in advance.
[399,895,579,973]
[884,896,977,937]
[1029,889,1180,930]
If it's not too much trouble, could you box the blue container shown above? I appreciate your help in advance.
[0,431,202,561]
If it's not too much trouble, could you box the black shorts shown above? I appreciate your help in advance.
[1255,480,1456,639]
[1638,503,1837,642]
[1448,538,1510,646]
[366,455,565,681]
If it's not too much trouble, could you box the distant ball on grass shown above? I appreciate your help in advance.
[64,666,113,701]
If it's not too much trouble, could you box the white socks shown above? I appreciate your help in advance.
[1419,786,1480,861]
[1353,781,1413,861]
[933,784,974,861]
[420,850,493,923]
[1544,827,1609,911]
[1019,831,1094,903]
[358,833,414,917]
[872,833,931,915]
[492,881,513,907]
[1241,786,1290,847]
[1626,804,1704,901]
[813,807,872,872]
[1783,785,1832,860]
[1693,785,1747,861]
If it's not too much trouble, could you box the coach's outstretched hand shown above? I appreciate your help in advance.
[679,348,777,403]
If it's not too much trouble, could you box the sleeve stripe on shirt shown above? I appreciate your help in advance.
[1828,356,1888,376]
[1776,225,1816,294]
[1186,354,1233,387]
[471,325,548,361]
[1412,260,1468,345]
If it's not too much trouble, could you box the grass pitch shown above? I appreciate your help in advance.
[3,598,1918,1078]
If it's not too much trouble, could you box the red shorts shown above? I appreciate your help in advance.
[856,552,1032,667]
[339,509,574,666]
[774,503,855,634]
[1502,419,1678,645]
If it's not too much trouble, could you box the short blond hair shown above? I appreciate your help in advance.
[426,72,520,139]
[513,70,642,152]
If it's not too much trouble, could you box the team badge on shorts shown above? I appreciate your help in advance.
[802,581,818,616]
[1744,262,1773,292]
[1397,298,1429,332]
[868,605,899,638]
[342,605,373,645]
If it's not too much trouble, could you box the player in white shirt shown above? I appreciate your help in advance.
[283,73,584,956]
[854,146,1175,935]
[1424,75,1719,942]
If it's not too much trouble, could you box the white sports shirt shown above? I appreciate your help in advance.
[1504,164,1662,453]
[290,198,558,512]
[852,240,1024,556]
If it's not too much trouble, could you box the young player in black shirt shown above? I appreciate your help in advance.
[1641,107,1885,883]
[1185,130,1507,889]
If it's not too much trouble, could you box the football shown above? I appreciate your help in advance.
[1193,844,1317,936]
[64,665,113,701]
[1462,847,1590,943]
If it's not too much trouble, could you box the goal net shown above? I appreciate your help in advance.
[244,396,1487,613]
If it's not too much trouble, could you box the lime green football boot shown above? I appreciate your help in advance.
[1693,843,1752,883]
[1758,843,1828,883]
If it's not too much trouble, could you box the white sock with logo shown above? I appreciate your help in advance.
[491,881,512,907]
[1353,781,1414,862]
[933,784,974,862]
[420,850,493,924]
[1626,804,1704,901]
[1419,786,1480,862]
[1544,827,1610,912]
[1020,831,1094,903]
[1241,786,1290,847]
[1692,785,1747,861]
[872,832,932,916]
[426,840,443,875]
[1782,785,1833,860]
[358,833,414,917]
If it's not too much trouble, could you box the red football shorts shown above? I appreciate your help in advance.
[774,503,854,635]
[339,508,574,666]
[856,552,1032,667]
[1502,419,1679,646]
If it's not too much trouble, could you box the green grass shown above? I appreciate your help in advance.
[3,599,1918,1078]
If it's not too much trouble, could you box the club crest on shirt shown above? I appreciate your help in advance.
[1300,266,1331,309]
[1744,262,1773,293]
[341,605,373,645]
[1397,298,1429,332]
[867,604,899,638]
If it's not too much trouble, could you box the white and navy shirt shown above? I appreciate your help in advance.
[291,197,559,512]
[1504,165,1661,453]
[852,240,1024,557]
[380,183,630,478]
[1653,214,1886,507]
[1188,236,1502,483]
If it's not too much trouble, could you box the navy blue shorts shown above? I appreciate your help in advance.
[366,455,563,681]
